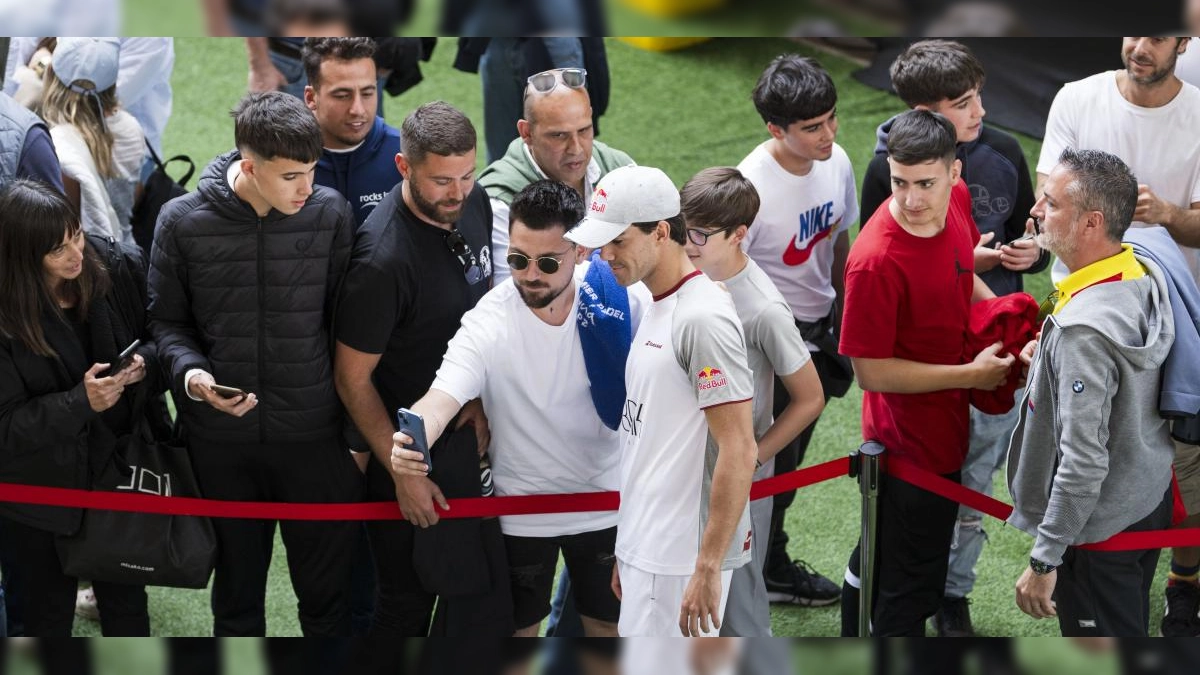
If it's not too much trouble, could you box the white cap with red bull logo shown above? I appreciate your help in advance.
[564,165,681,248]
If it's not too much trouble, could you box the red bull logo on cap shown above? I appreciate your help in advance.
[590,188,608,214]
[696,366,727,392]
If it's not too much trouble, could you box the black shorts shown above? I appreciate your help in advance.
[504,526,619,628]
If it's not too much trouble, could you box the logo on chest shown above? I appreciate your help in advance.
[782,201,839,267]
[622,399,644,436]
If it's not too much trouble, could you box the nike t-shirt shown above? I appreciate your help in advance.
[738,141,859,327]
[617,271,754,576]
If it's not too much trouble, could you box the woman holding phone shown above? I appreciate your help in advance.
[0,179,162,636]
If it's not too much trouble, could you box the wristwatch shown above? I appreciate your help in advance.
[1029,556,1056,575]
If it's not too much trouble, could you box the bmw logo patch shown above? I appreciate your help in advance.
[1072,380,1084,393]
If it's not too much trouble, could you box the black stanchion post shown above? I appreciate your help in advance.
[849,440,885,637]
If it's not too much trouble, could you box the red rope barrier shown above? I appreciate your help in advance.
[0,457,850,521]
[887,458,1200,551]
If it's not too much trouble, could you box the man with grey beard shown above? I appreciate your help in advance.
[1010,149,1175,636]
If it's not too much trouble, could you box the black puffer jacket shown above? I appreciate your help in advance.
[148,150,354,445]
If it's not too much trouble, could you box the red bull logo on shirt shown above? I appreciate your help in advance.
[696,366,727,391]
[590,188,608,214]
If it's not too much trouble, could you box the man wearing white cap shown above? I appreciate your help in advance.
[564,165,757,637]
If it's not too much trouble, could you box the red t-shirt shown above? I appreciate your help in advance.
[839,181,979,474]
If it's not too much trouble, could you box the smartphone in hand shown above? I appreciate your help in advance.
[396,407,431,470]
[99,339,141,377]
[210,384,247,402]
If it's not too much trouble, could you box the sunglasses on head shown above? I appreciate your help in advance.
[506,249,573,275]
[526,68,588,95]
[686,226,736,247]
[444,229,484,285]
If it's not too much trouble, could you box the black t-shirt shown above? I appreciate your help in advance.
[336,181,493,420]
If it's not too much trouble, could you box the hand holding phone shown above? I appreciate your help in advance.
[99,339,141,378]
[209,384,247,402]
[395,408,431,471]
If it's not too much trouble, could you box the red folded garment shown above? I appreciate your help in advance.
[965,293,1040,414]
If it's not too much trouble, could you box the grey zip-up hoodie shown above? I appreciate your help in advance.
[1007,253,1175,566]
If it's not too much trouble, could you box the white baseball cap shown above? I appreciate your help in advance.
[53,38,121,93]
[565,165,680,248]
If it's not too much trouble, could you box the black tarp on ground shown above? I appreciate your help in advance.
[852,38,1124,140]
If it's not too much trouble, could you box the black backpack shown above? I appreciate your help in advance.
[131,139,194,254]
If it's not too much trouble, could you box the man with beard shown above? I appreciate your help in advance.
[1010,149,1175,636]
[389,180,644,637]
[304,38,402,229]
[1038,36,1200,636]
[334,101,501,646]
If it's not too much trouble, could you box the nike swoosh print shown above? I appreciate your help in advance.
[781,223,836,266]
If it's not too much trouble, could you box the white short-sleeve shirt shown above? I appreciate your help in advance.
[616,271,754,576]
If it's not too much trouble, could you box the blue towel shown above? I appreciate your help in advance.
[577,251,633,430]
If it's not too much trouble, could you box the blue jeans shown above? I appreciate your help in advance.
[944,392,1022,599]
[478,38,585,163]
[544,568,584,637]
[1,583,7,638]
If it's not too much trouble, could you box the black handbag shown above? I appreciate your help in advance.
[56,387,216,589]
[130,139,194,254]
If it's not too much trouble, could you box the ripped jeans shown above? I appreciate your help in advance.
[944,391,1022,599]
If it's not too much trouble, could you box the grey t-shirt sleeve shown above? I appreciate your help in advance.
[750,301,811,378]
[673,293,753,409]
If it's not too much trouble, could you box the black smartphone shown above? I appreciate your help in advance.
[100,339,140,377]
[396,407,431,470]
[210,384,247,401]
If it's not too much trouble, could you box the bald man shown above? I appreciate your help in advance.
[478,69,635,284]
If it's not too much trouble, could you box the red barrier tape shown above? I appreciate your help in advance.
[0,457,849,521]
[887,458,1200,551]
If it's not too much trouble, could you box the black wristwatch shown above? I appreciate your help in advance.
[1029,556,1056,575]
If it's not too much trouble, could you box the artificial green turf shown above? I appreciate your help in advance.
[59,36,1167,638]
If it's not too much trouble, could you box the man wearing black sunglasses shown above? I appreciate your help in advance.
[334,101,503,642]
[389,180,644,638]
[480,66,634,286]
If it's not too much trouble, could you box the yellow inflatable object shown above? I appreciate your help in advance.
[620,0,725,17]
[617,37,713,52]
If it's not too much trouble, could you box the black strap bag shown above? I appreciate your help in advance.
[130,139,194,253]
[56,387,216,589]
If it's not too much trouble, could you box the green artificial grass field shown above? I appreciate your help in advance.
[42,36,1167,641]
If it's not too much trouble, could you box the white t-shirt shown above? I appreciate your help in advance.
[723,258,812,440]
[738,141,859,329]
[1038,70,1200,281]
[431,263,647,537]
[617,271,754,576]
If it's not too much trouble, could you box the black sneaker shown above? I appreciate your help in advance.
[931,595,975,637]
[765,559,841,606]
[1161,582,1200,637]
